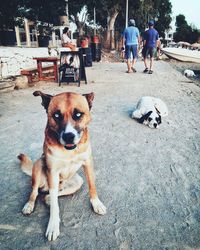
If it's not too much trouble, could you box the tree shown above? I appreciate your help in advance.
[0,0,68,29]
[173,14,200,43]
[24,0,66,25]
[0,0,24,29]
[69,4,89,36]
[153,0,172,38]
[86,0,125,49]
[88,0,172,48]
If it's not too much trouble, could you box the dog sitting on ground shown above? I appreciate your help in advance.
[132,96,168,128]
[18,91,106,241]
[184,69,196,77]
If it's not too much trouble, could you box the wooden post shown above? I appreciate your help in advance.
[15,26,21,47]
[24,18,31,47]
[52,31,56,47]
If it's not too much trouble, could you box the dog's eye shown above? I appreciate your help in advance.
[72,109,83,121]
[53,111,62,121]
[156,116,161,124]
[148,117,152,122]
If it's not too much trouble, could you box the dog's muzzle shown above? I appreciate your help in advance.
[153,123,158,128]
[61,132,77,150]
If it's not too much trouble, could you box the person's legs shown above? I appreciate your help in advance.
[127,59,132,72]
[131,45,138,72]
[132,58,137,72]
[142,47,149,72]
[143,57,148,70]
[149,48,156,73]
[148,57,154,74]
[125,45,132,72]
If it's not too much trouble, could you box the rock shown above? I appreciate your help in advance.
[14,75,29,89]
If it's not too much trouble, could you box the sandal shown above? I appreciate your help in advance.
[126,70,131,73]
[143,68,149,73]
[148,70,153,74]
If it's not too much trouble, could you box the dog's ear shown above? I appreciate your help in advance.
[155,107,160,114]
[156,115,162,125]
[138,111,153,123]
[33,91,53,111]
[83,92,94,110]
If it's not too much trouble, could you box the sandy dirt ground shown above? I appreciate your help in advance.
[0,59,200,250]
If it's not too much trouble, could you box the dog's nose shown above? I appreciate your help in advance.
[62,132,75,144]
[153,123,157,128]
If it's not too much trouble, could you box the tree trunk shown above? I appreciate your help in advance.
[74,15,85,37]
[104,11,119,50]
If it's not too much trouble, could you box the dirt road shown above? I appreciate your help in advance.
[0,60,200,249]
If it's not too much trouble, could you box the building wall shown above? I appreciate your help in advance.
[0,47,70,78]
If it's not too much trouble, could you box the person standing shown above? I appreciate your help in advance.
[142,20,159,74]
[122,19,140,73]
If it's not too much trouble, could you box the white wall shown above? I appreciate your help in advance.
[0,47,49,77]
[0,47,71,78]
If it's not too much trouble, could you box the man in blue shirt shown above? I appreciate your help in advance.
[122,19,140,73]
[142,20,159,74]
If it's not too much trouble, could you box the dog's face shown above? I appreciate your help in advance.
[141,111,161,129]
[184,70,195,77]
[33,91,94,150]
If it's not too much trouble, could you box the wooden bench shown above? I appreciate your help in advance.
[33,57,59,83]
[21,65,55,83]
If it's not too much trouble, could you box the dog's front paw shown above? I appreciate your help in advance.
[131,111,136,119]
[90,197,107,215]
[22,201,34,215]
[45,217,60,241]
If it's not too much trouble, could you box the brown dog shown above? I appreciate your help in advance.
[18,91,106,241]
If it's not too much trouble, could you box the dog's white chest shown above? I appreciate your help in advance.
[47,147,90,179]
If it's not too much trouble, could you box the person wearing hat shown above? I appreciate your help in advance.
[122,19,140,73]
[142,20,159,74]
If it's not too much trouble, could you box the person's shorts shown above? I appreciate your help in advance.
[142,47,156,58]
[125,44,138,59]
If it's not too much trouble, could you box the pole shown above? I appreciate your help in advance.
[24,18,31,47]
[94,7,96,35]
[65,0,69,16]
[65,0,69,26]
[15,26,21,47]
[125,0,128,28]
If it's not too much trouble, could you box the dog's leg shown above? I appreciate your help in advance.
[45,170,60,241]
[132,109,143,119]
[83,159,106,215]
[44,174,83,205]
[22,159,42,215]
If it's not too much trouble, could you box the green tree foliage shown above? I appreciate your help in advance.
[0,0,69,29]
[123,0,172,38]
[0,0,174,43]
[0,0,24,29]
[154,0,172,38]
[24,0,66,25]
[87,0,172,37]
[173,14,200,43]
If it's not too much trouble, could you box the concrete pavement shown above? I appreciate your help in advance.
[0,59,200,249]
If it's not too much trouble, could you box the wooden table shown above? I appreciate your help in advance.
[33,57,59,82]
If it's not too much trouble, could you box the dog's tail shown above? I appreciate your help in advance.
[17,153,33,176]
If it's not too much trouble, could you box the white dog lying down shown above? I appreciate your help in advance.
[184,69,196,77]
[132,96,168,128]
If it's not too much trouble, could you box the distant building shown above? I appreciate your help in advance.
[160,29,174,45]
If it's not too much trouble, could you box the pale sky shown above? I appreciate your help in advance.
[170,0,200,30]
